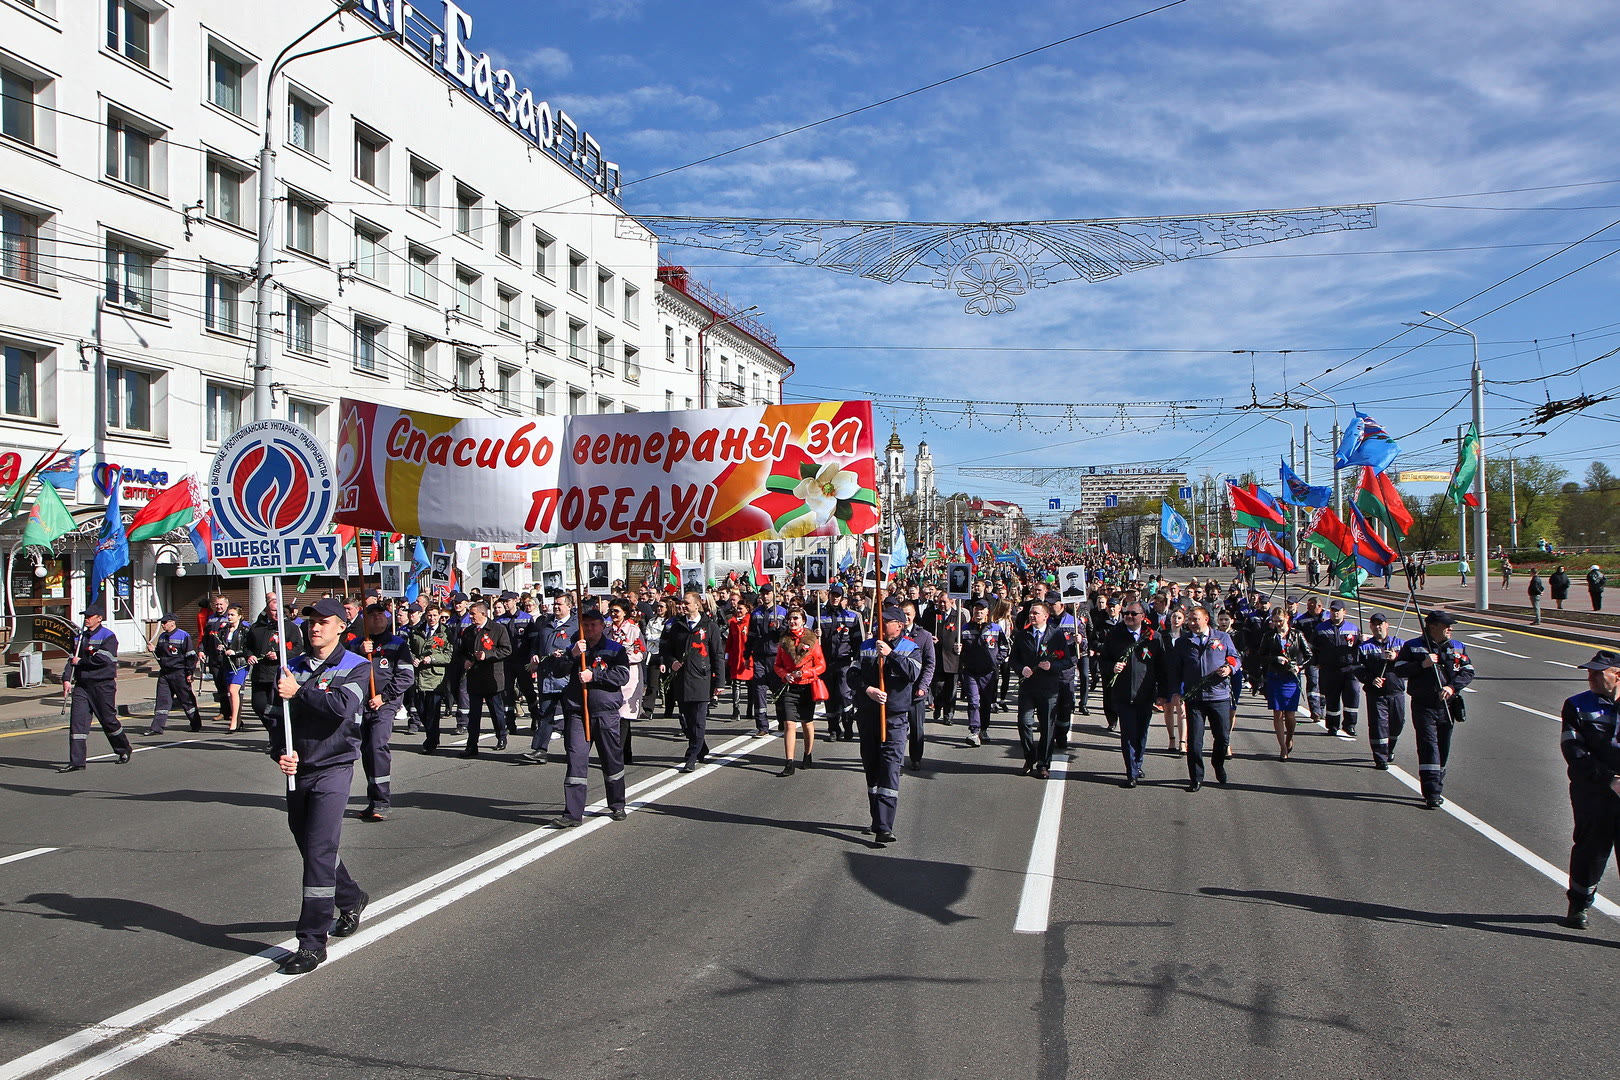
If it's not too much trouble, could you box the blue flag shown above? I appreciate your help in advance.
[838,543,854,572]
[1278,458,1330,508]
[1335,406,1400,472]
[887,525,909,573]
[407,537,430,603]
[1160,501,1193,554]
[90,476,130,601]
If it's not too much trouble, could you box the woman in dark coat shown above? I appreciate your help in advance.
[1550,565,1571,609]
[661,590,726,771]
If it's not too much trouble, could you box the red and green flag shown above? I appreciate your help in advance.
[1228,481,1287,532]
[1447,423,1481,507]
[127,477,196,541]
[1301,506,1355,566]
[1353,466,1412,537]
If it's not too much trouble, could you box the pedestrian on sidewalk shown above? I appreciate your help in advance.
[1587,565,1606,611]
[1501,557,1514,589]
[1551,565,1570,609]
[1458,558,1471,586]
[1528,570,1545,625]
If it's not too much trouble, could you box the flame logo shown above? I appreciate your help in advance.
[228,442,310,533]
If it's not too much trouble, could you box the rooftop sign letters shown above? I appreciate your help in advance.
[355,1,621,201]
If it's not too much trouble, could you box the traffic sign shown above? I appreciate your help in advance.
[1179,486,1192,500]
[1104,494,1119,508]
[1048,498,1062,510]
[209,420,340,576]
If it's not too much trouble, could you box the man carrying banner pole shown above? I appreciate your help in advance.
[549,548,630,827]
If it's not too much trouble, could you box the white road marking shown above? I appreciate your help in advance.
[1455,641,1529,659]
[0,733,767,1080]
[1462,687,1477,694]
[1382,764,1619,923]
[0,848,57,867]
[1501,701,1561,721]
[1014,753,1072,934]
[1544,660,1579,669]
[1469,632,1504,641]
[87,736,217,762]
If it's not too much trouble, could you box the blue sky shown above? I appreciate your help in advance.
[466,0,1620,520]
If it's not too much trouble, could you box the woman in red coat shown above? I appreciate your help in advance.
[772,607,826,776]
[726,604,754,723]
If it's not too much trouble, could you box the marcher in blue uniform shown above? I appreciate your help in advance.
[660,589,725,771]
[144,612,200,735]
[1101,603,1159,786]
[958,600,1006,746]
[847,608,922,843]
[815,585,863,741]
[273,597,371,976]
[1171,605,1241,791]
[1310,600,1362,736]
[900,601,935,769]
[1559,649,1620,929]
[550,609,630,827]
[59,603,131,772]
[1008,601,1075,779]
[1355,612,1405,769]
[1392,611,1475,808]
[350,602,414,821]
[519,595,576,764]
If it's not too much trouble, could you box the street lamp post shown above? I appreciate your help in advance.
[1418,311,1488,612]
[247,1,386,614]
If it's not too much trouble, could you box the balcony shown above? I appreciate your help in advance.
[717,379,747,407]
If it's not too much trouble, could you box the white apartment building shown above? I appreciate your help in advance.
[0,0,786,644]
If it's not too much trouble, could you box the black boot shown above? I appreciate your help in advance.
[1562,900,1590,930]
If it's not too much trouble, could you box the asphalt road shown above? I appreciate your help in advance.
[0,613,1615,1080]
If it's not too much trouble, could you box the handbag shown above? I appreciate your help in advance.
[810,676,829,702]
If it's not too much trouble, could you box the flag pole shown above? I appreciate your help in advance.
[271,573,295,793]
[571,543,591,742]
[873,542,887,744]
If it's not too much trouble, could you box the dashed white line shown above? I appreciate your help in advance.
[1501,701,1561,721]
[1456,641,1529,659]
[1544,660,1579,670]
[0,848,57,867]
[1014,753,1072,934]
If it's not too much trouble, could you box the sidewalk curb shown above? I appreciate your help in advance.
[0,697,159,737]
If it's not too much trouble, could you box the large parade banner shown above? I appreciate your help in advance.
[334,400,880,544]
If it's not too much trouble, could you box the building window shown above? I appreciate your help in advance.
[533,228,553,278]
[106,361,153,432]
[407,244,436,301]
[353,316,384,373]
[664,326,674,362]
[287,88,327,158]
[409,156,438,215]
[533,302,555,351]
[684,335,694,370]
[456,350,480,392]
[3,344,39,419]
[497,209,519,260]
[498,365,519,410]
[205,156,250,227]
[455,183,480,237]
[1,206,43,285]
[353,219,388,282]
[567,318,586,363]
[285,294,322,356]
[287,398,320,431]
[107,0,155,70]
[205,382,243,441]
[453,265,481,321]
[286,190,324,258]
[105,109,164,193]
[623,344,640,383]
[533,374,552,415]
[208,46,247,117]
[597,396,613,415]
[568,250,587,295]
[204,269,244,336]
[104,237,160,314]
[353,122,388,190]
[1,63,43,147]
[665,390,675,410]
[496,285,519,335]
[568,387,585,415]
[596,331,613,371]
[406,334,431,385]
[596,268,614,312]
[623,283,640,325]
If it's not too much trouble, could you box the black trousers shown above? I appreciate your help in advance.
[1184,698,1230,785]
[678,699,710,767]
[1017,681,1061,770]
[250,680,283,733]
[465,691,508,754]
[1568,781,1620,905]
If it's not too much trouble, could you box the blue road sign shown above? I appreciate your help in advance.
[1179,486,1193,500]
[1104,494,1119,508]
[1048,498,1062,510]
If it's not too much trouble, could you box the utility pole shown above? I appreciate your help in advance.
[1456,424,1467,566]
[1508,455,1519,548]
[1330,419,1342,518]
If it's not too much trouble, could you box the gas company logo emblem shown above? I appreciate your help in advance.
[210,422,331,541]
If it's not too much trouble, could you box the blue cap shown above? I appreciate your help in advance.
[309,597,347,620]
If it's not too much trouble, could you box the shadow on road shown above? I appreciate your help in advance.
[1199,887,1618,948]
[5,892,283,956]
[845,851,976,924]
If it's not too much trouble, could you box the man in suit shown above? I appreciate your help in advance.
[1101,603,1159,787]
[454,600,512,757]
[931,594,963,726]
[1171,605,1240,791]
[899,600,935,769]
[660,588,726,771]
[1008,601,1075,779]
